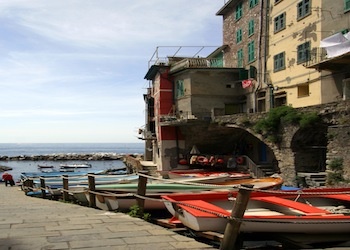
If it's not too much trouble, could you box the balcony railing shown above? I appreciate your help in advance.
[304,47,328,68]
[169,58,223,73]
[159,111,212,125]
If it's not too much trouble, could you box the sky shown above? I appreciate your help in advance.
[0,0,224,143]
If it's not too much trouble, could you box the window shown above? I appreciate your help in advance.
[274,52,285,72]
[297,0,311,20]
[274,92,287,107]
[274,12,286,33]
[236,29,242,43]
[297,41,310,64]
[345,0,350,11]
[298,84,309,97]
[249,0,258,8]
[248,41,255,62]
[175,80,184,98]
[275,0,283,4]
[237,49,243,67]
[235,2,243,20]
[248,20,254,36]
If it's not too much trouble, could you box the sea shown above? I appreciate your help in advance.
[0,143,144,181]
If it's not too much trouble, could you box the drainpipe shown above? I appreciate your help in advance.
[255,0,264,112]
[268,84,275,109]
[266,0,273,110]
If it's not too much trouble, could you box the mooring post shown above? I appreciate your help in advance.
[88,173,96,208]
[220,184,254,250]
[40,177,46,199]
[22,179,34,192]
[136,170,149,217]
[62,175,69,201]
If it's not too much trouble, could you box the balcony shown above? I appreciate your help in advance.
[159,111,212,126]
[169,58,223,74]
[305,47,350,71]
[137,129,156,140]
[306,32,350,71]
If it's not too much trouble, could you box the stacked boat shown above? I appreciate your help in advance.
[74,171,284,212]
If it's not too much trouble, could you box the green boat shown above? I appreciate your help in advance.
[95,182,233,193]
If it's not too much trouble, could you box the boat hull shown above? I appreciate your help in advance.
[162,187,350,234]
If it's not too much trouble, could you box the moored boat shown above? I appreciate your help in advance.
[37,165,55,169]
[161,187,350,234]
[59,163,92,169]
[164,169,252,184]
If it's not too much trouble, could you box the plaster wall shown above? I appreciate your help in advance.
[267,0,323,107]
[157,139,185,171]
[174,70,250,116]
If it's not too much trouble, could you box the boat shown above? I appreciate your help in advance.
[161,187,350,234]
[37,165,55,169]
[30,174,140,189]
[82,191,166,211]
[164,169,252,184]
[94,175,282,193]
[78,175,282,212]
[59,163,92,169]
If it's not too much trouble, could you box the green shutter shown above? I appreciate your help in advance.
[239,69,249,80]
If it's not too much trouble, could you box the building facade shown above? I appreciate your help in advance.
[140,0,350,176]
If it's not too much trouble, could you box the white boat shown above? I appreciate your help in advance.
[60,163,92,169]
[82,191,165,211]
[162,187,350,234]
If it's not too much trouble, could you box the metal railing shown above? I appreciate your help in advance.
[242,155,265,178]
[170,58,223,73]
[304,47,328,67]
[159,111,213,124]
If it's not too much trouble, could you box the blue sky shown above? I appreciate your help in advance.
[0,1,223,143]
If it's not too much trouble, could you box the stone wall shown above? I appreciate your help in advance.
[215,100,350,186]
[327,125,350,181]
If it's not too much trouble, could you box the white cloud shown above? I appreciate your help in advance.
[0,0,223,143]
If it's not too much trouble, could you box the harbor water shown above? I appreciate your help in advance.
[0,143,144,181]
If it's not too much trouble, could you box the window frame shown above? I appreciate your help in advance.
[273,52,286,72]
[249,0,258,8]
[237,49,244,67]
[236,28,243,44]
[297,0,311,20]
[298,84,310,98]
[274,12,286,33]
[297,41,310,64]
[345,0,350,12]
[248,19,254,37]
[175,79,185,98]
[248,41,255,63]
[235,2,243,20]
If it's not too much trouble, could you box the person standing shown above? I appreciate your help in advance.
[2,172,15,186]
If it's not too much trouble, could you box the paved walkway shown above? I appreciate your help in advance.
[0,184,216,250]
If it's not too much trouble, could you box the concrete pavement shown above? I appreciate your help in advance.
[0,184,216,250]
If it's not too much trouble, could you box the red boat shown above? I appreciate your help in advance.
[162,187,350,234]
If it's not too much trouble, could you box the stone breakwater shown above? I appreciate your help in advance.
[0,153,142,161]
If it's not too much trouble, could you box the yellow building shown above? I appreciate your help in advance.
[268,0,350,108]
[217,0,350,110]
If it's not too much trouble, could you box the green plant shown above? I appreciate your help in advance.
[327,158,345,185]
[329,158,343,171]
[299,112,321,128]
[128,205,151,221]
[254,106,322,143]
[327,172,344,185]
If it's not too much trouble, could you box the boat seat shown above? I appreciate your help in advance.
[178,200,230,218]
[252,196,332,214]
